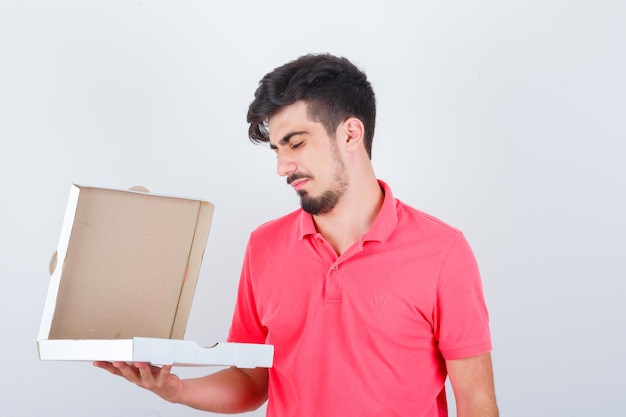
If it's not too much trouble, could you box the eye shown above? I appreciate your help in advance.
[290,141,304,149]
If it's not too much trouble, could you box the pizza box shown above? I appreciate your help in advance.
[37,184,273,368]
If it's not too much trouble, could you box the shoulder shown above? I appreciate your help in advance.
[249,209,302,241]
[395,199,462,240]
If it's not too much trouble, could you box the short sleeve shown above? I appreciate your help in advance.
[434,233,492,360]
[227,240,268,344]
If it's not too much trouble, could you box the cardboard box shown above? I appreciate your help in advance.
[37,184,273,368]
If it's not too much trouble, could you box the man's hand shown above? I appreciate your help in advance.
[93,361,183,403]
[93,361,269,413]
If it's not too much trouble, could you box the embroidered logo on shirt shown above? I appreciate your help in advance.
[374,292,390,307]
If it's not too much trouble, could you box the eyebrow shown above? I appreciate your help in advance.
[269,130,309,150]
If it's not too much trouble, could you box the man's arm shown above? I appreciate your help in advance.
[446,352,498,417]
[93,361,268,413]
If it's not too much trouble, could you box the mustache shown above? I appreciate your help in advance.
[287,173,312,185]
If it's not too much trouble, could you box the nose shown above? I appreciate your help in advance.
[276,153,297,177]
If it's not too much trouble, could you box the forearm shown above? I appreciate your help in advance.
[175,367,268,413]
[447,353,498,417]
[456,395,499,417]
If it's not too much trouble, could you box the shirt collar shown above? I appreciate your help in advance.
[297,179,398,243]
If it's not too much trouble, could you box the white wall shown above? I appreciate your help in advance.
[1,1,624,416]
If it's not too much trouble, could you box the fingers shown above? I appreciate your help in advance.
[93,361,168,388]
[114,362,144,384]
[133,363,173,389]
[155,365,174,386]
[93,361,123,377]
[93,361,182,402]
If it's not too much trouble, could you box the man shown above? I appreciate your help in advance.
[95,53,498,417]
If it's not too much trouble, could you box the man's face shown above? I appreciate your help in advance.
[268,101,348,215]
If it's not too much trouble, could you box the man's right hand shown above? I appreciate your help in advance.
[93,361,183,403]
[93,361,269,413]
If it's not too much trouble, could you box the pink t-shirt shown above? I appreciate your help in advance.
[228,181,492,417]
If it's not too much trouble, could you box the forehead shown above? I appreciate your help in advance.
[268,101,310,129]
[267,101,324,142]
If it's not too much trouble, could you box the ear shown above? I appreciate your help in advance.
[341,117,365,153]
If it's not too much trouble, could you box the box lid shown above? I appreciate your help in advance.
[38,184,214,341]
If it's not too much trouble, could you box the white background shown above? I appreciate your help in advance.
[1,1,625,416]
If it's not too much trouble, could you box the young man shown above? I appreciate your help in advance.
[95,53,498,417]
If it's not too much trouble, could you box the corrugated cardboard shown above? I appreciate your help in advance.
[37,184,273,368]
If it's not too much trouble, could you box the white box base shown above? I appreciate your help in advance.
[38,337,274,368]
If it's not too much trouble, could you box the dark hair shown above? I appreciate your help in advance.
[247,53,377,158]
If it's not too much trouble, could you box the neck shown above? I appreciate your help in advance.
[313,174,384,255]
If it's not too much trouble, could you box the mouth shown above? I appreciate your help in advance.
[290,178,309,191]
[287,174,310,192]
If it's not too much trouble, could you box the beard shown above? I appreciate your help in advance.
[295,156,348,216]
[298,187,343,215]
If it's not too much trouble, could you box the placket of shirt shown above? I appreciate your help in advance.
[309,232,362,303]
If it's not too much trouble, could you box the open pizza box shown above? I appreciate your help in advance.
[37,184,273,368]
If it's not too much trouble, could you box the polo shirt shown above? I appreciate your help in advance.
[228,180,492,417]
